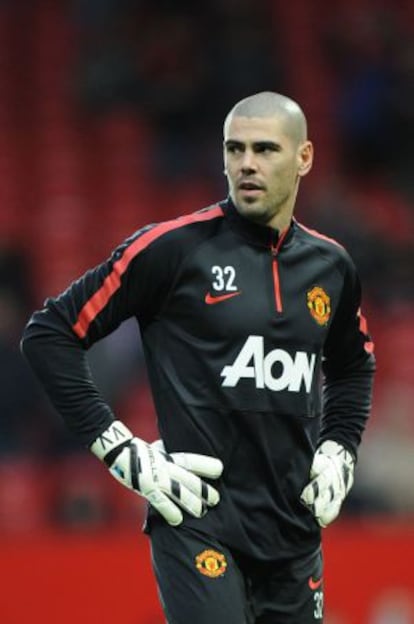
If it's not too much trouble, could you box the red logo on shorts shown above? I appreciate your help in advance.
[195,549,227,578]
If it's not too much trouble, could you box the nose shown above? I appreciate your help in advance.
[240,149,257,173]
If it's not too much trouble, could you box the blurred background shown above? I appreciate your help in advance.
[1,0,413,622]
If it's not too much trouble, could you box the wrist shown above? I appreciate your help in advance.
[90,420,133,464]
[318,439,356,461]
[318,440,354,461]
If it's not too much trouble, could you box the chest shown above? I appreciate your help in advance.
[165,237,341,352]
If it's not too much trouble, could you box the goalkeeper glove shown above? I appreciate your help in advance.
[300,440,355,528]
[90,421,223,526]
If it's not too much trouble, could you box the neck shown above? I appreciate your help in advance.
[267,180,299,231]
[266,210,293,233]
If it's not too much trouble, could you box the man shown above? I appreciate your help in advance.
[21,92,375,623]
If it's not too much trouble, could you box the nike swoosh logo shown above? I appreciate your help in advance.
[308,576,323,590]
[205,291,242,305]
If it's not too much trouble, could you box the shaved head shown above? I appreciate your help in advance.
[224,91,308,146]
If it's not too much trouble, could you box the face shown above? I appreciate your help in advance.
[223,115,313,230]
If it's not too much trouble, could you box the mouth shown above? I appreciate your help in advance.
[238,181,265,196]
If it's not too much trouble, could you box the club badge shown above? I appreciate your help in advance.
[195,549,227,578]
[307,286,331,326]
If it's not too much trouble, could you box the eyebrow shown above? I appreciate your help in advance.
[224,139,281,151]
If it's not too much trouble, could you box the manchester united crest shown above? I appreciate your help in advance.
[307,286,331,326]
[195,549,227,578]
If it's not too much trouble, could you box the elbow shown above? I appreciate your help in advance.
[20,321,38,362]
[20,313,49,365]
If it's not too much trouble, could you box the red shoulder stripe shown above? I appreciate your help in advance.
[358,309,375,354]
[295,220,344,248]
[72,206,224,338]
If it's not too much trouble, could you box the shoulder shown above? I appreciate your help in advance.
[293,219,355,272]
[124,204,225,254]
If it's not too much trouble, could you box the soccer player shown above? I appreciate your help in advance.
[21,92,375,623]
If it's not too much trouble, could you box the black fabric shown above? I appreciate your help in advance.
[149,519,324,624]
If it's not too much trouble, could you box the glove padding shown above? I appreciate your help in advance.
[90,421,223,526]
[300,440,355,528]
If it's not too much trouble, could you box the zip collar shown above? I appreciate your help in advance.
[220,197,295,250]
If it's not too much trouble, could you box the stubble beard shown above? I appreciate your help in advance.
[235,191,285,227]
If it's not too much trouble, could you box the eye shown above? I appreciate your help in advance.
[255,143,281,154]
[226,144,242,154]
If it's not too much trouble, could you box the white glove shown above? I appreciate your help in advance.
[90,421,223,526]
[300,440,355,528]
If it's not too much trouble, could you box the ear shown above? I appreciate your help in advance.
[297,141,314,177]
[223,142,228,176]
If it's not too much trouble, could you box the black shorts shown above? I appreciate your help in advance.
[149,521,324,624]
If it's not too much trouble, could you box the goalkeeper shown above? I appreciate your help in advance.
[21,91,375,623]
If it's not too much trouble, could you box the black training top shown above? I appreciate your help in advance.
[21,198,375,561]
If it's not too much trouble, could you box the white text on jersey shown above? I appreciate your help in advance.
[220,335,316,392]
